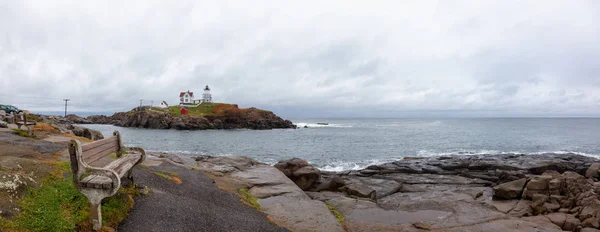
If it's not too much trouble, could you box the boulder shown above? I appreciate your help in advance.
[586,163,600,179]
[83,128,104,141]
[582,217,600,229]
[274,158,321,190]
[0,120,7,128]
[274,158,309,176]
[523,175,552,199]
[340,184,376,200]
[545,213,567,229]
[493,178,527,199]
[563,214,581,231]
[293,166,321,190]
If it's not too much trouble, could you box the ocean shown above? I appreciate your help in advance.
[81,118,600,171]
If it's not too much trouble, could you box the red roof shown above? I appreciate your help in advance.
[179,91,194,97]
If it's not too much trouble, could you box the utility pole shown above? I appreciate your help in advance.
[150,100,153,108]
[140,99,143,107]
[63,99,70,117]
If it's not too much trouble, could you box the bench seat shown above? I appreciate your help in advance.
[79,153,142,189]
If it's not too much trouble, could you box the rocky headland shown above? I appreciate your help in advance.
[85,103,296,130]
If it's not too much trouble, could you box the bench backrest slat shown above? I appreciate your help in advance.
[82,137,118,152]
[81,136,120,165]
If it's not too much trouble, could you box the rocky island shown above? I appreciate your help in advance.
[83,103,296,130]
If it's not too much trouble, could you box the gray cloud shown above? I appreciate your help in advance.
[0,0,599,117]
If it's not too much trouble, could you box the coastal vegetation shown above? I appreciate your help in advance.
[239,188,261,211]
[151,170,182,184]
[0,162,137,232]
[325,202,345,223]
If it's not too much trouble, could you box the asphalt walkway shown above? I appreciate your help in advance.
[118,163,288,232]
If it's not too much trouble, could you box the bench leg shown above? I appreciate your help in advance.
[127,169,134,186]
[91,203,102,231]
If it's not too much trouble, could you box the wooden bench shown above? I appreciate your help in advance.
[11,113,36,129]
[68,131,145,230]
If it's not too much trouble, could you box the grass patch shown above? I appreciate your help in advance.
[11,128,34,138]
[325,202,345,223]
[151,170,182,184]
[32,122,58,134]
[1,161,137,232]
[239,188,261,211]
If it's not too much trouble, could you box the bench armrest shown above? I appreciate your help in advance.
[80,166,121,192]
[126,147,146,165]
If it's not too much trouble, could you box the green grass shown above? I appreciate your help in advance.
[239,188,261,211]
[166,103,218,116]
[325,202,345,223]
[11,128,34,138]
[0,161,136,232]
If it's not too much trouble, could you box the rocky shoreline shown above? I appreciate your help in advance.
[187,152,600,231]
[82,106,296,130]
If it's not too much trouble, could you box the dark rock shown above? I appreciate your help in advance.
[493,178,527,199]
[293,166,321,190]
[65,114,92,124]
[340,184,376,200]
[274,158,320,190]
[314,176,346,192]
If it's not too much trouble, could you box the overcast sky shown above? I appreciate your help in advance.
[1,0,599,117]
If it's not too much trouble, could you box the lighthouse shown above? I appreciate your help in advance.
[202,85,212,103]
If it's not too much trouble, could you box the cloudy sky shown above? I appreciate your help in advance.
[1,0,599,117]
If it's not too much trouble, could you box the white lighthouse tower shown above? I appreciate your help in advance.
[202,85,212,103]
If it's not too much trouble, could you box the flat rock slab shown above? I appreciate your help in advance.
[197,156,344,231]
[119,164,288,232]
[260,196,345,232]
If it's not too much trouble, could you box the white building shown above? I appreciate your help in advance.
[202,85,212,103]
[179,90,195,105]
[179,86,213,106]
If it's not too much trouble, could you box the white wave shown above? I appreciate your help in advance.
[415,149,599,159]
[315,159,399,172]
[295,122,353,128]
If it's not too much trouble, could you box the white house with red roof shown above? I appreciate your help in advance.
[179,86,212,106]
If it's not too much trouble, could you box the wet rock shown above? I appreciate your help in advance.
[340,184,376,200]
[587,163,600,179]
[493,178,527,199]
[582,217,600,229]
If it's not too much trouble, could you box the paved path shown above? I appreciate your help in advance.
[119,163,288,232]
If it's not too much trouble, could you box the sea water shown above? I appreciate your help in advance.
[82,118,600,171]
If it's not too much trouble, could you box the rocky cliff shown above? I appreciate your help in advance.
[87,105,296,130]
